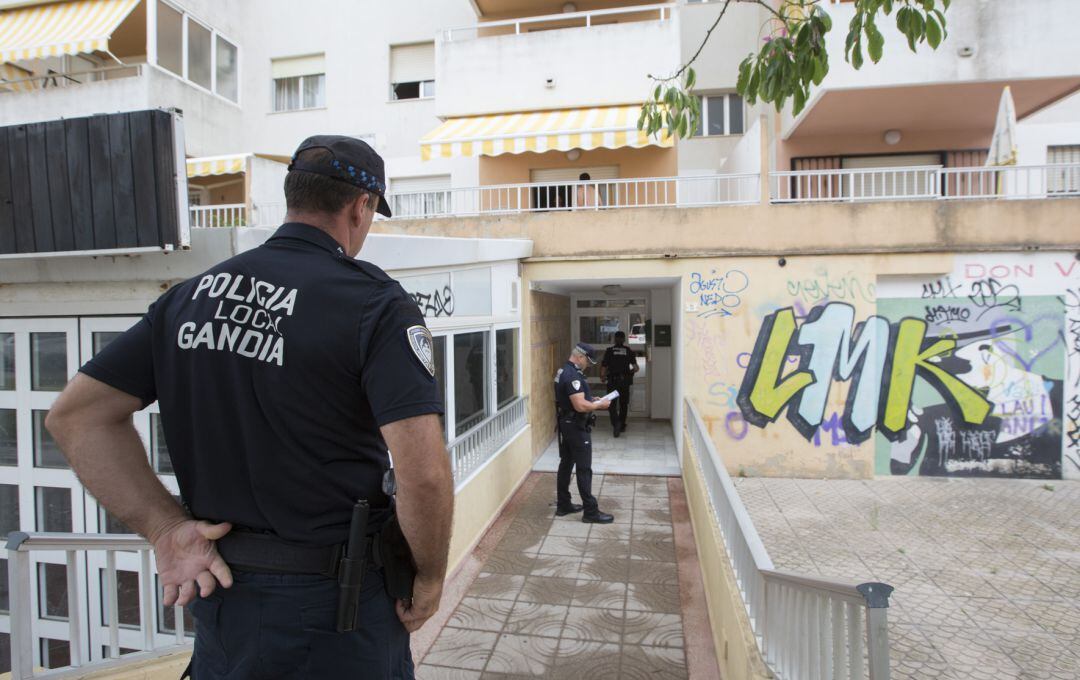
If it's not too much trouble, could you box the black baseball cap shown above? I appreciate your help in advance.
[289,135,392,218]
[574,343,598,365]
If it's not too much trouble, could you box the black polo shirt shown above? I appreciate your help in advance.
[80,223,443,546]
[554,360,590,414]
[602,344,636,383]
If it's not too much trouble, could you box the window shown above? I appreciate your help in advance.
[101,508,132,534]
[0,632,8,675]
[187,19,212,90]
[496,329,518,408]
[101,646,139,658]
[92,331,122,356]
[38,563,68,619]
[33,410,66,469]
[0,559,8,612]
[156,1,183,77]
[454,332,489,434]
[0,408,15,466]
[1,332,13,389]
[432,336,447,438]
[390,43,435,100]
[152,414,173,474]
[272,54,325,111]
[30,332,66,390]
[40,638,69,670]
[35,487,72,532]
[579,315,622,346]
[0,484,18,537]
[1048,144,1080,193]
[389,175,451,218]
[101,569,141,627]
[693,93,744,137]
[215,36,239,102]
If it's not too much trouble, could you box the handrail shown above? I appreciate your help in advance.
[0,63,144,90]
[443,3,676,41]
[190,204,247,228]
[448,396,528,486]
[684,398,893,679]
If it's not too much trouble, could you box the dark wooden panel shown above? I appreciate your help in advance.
[26,123,54,252]
[151,110,179,247]
[64,118,95,250]
[44,120,74,252]
[108,113,137,247]
[87,114,116,249]
[128,112,160,247]
[8,125,35,253]
[0,128,14,254]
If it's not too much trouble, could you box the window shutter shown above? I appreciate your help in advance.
[390,43,434,84]
[271,53,325,79]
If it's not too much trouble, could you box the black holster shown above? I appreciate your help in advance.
[378,513,417,600]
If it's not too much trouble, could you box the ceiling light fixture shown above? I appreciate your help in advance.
[883,129,902,145]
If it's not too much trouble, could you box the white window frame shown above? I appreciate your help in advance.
[271,72,326,113]
[148,0,242,107]
[693,92,745,137]
[389,78,435,102]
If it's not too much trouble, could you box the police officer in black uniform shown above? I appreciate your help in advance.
[554,343,614,523]
[601,331,639,437]
[46,136,454,679]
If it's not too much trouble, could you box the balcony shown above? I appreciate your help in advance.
[436,3,680,118]
[781,0,1080,143]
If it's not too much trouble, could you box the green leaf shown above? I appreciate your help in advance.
[812,57,827,85]
[654,84,662,101]
[925,15,942,48]
[686,67,696,91]
[819,8,833,32]
[793,86,806,115]
[748,66,760,103]
[866,22,884,63]
[851,34,864,69]
[736,57,752,96]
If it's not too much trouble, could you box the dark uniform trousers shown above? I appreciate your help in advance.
[556,416,599,513]
[187,565,412,679]
[606,376,632,431]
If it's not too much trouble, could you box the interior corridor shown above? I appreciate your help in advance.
[533,418,680,476]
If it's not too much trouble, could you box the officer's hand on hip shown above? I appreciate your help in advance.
[396,574,443,633]
[152,519,234,607]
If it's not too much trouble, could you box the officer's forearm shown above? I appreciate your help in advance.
[381,415,454,582]
[47,374,188,542]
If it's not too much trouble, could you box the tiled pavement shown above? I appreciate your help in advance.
[734,476,1080,680]
[534,419,680,476]
[417,473,692,679]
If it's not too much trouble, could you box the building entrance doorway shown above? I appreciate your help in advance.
[571,293,648,418]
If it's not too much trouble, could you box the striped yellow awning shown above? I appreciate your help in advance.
[0,0,140,63]
[420,104,672,161]
[187,154,248,178]
[0,61,34,92]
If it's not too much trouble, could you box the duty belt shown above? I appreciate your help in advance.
[216,530,378,578]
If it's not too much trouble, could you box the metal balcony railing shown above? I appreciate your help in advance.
[5,532,191,679]
[442,3,676,41]
[189,204,247,228]
[771,163,1080,203]
[448,397,528,487]
[684,398,893,680]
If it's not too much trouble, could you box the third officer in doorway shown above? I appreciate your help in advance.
[554,344,614,523]
[601,331,639,437]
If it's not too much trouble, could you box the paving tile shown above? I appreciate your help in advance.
[631,508,672,525]
[571,579,628,609]
[561,606,625,643]
[577,556,631,582]
[468,573,526,602]
[548,639,623,680]
[528,554,582,579]
[516,576,577,606]
[619,644,687,680]
[630,535,677,562]
[423,628,500,671]
[447,597,515,633]
[483,551,539,577]
[585,538,631,560]
[485,634,559,675]
[622,611,684,648]
[537,535,589,557]
[588,523,632,541]
[503,602,569,638]
[416,665,483,680]
[625,583,681,614]
[626,560,679,586]
[547,520,592,538]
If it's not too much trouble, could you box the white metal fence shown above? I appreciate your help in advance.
[448,397,528,486]
[189,204,246,228]
[684,398,893,680]
[772,163,1080,202]
[442,3,675,41]
[5,533,191,679]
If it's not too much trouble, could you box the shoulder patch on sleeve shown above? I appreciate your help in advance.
[572,379,581,391]
[406,325,435,376]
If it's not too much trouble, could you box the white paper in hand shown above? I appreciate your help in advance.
[601,390,620,402]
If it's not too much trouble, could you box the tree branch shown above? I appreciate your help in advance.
[651,0,734,83]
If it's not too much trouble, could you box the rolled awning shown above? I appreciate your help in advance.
[0,0,140,63]
[421,104,672,161]
[187,154,248,178]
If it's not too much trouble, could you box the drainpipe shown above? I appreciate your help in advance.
[758,114,770,205]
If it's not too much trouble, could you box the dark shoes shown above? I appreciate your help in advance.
[613,428,621,438]
[555,503,583,516]
[582,511,615,524]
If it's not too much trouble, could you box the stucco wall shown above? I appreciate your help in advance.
[527,291,572,458]
[477,145,677,186]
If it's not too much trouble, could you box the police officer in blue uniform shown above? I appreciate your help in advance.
[45,136,454,679]
[554,343,614,523]
[601,331,639,437]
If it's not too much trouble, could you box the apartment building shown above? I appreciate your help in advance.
[0,0,1078,677]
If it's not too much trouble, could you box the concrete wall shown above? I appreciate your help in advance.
[522,247,1080,481]
[650,286,675,420]
[527,291,572,457]
[1017,91,1080,166]
[478,145,677,185]
[437,14,680,117]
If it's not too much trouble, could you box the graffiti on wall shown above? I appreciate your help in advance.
[737,294,1066,478]
[688,269,749,319]
[410,286,455,318]
[1064,287,1080,475]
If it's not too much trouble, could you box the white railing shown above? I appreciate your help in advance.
[443,3,675,41]
[684,399,893,680]
[6,532,191,679]
[189,204,246,228]
[771,163,1080,203]
[0,64,143,94]
[448,396,528,486]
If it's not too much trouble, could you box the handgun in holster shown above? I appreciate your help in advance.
[378,513,417,600]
